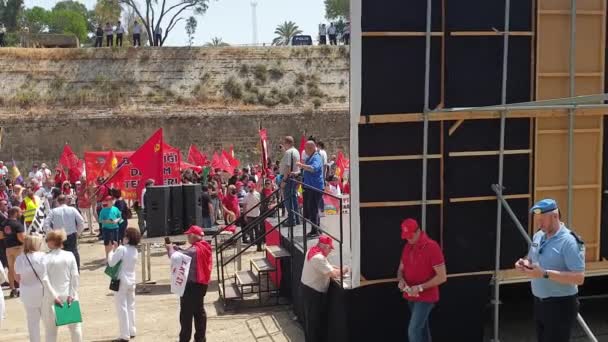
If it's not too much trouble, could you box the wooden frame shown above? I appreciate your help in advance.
[362,32,444,37]
[449,31,534,36]
[359,200,443,208]
[359,154,441,162]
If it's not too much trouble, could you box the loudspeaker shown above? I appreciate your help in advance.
[146,185,170,238]
[169,185,184,235]
[183,184,203,228]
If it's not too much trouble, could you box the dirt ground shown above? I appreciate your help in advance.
[1,230,304,342]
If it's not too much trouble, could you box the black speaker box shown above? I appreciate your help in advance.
[168,185,184,235]
[146,185,170,238]
[183,184,203,228]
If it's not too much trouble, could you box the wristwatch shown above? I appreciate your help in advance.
[543,271,549,279]
[418,285,424,293]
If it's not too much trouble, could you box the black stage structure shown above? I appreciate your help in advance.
[275,0,608,341]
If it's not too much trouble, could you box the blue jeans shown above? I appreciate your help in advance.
[408,301,434,342]
[202,216,213,228]
[283,180,300,226]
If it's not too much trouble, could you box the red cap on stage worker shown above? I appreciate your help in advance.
[165,225,212,342]
[299,235,348,342]
[396,218,447,342]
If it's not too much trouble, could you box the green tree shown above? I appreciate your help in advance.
[53,0,96,33]
[19,6,49,33]
[93,0,121,28]
[185,16,197,46]
[47,9,88,42]
[0,0,24,31]
[272,21,302,46]
[324,0,349,20]
[119,0,209,46]
[204,37,229,47]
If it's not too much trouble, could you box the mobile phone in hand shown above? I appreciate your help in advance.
[165,237,171,244]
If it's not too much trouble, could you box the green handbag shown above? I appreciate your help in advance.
[104,260,122,280]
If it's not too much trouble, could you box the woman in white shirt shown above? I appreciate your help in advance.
[14,234,54,342]
[43,229,82,342]
[107,227,140,342]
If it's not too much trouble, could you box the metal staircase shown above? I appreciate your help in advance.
[214,189,291,308]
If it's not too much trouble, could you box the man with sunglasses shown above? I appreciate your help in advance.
[515,199,585,342]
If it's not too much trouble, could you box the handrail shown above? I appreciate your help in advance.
[289,178,344,200]
[223,214,287,266]
[218,206,278,253]
[214,188,281,238]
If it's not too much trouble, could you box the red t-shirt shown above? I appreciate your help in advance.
[222,194,240,217]
[400,232,445,303]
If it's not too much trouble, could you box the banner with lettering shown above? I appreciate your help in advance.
[170,252,192,297]
[162,143,181,185]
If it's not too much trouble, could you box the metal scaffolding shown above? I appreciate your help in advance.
[414,0,600,340]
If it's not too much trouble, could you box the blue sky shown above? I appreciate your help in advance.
[27,0,327,46]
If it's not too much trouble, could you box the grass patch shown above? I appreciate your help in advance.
[239,64,249,76]
[268,66,285,80]
[312,97,322,109]
[253,64,268,84]
[223,76,243,99]
[320,45,331,56]
[295,73,306,86]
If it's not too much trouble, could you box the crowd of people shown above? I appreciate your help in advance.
[94,21,147,48]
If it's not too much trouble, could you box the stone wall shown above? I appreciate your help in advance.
[0,46,350,168]
[0,108,349,168]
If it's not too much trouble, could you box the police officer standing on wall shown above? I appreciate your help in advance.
[515,199,585,342]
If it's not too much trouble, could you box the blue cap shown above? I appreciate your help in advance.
[530,199,558,214]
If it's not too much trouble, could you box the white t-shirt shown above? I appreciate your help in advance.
[328,26,337,35]
[319,25,327,35]
[319,149,328,166]
[279,147,300,176]
[244,191,261,217]
[301,250,334,293]
[0,166,7,177]
[14,252,48,308]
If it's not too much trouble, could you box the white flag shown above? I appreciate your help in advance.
[170,252,192,297]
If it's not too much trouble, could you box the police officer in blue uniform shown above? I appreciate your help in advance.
[515,199,585,342]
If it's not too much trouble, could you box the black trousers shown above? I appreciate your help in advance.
[155,34,162,46]
[319,35,326,45]
[95,37,103,47]
[63,233,80,270]
[245,216,264,249]
[303,189,322,234]
[301,283,326,342]
[0,33,5,47]
[0,240,7,273]
[534,295,578,342]
[116,33,123,47]
[133,34,141,47]
[106,34,113,47]
[329,34,337,45]
[180,282,208,342]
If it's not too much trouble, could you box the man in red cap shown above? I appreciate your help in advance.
[166,225,212,342]
[396,218,447,342]
[300,235,348,342]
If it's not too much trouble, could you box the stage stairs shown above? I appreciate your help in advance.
[214,190,291,308]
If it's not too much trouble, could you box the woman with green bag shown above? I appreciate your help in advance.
[107,227,140,342]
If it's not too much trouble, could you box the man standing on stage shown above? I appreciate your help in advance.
[279,136,300,227]
[515,199,585,342]
[396,218,446,342]
[166,225,212,342]
[297,140,324,237]
[300,235,346,342]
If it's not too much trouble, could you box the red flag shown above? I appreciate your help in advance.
[181,161,202,173]
[259,129,269,175]
[102,150,119,178]
[223,148,239,169]
[187,145,207,166]
[211,153,222,171]
[299,135,307,161]
[335,151,347,180]
[59,144,80,170]
[220,150,234,172]
[107,128,164,198]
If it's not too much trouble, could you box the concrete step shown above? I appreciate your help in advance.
[220,282,241,300]
[236,270,260,286]
[251,258,276,272]
[266,245,291,258]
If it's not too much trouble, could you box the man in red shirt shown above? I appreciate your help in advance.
[396,218,447,342]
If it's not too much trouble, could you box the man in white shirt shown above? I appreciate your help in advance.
[43,195,85,269]
[318,23,327,45]
[154,25,163,46]
[132,21,142,47]
[36,163,51,183]
[28,163,39,182]
[300,235,347,342]
[243,182,262,250]
[115,21,125,47]
[328,23,337,45]
[104,22,114,47]
[317,141,328,179]
[279,136,300,227]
